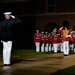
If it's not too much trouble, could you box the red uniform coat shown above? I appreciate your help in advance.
[49,36,52,44]
[58,29,70,41]
[41,35,45,44]
[57,34,62,43]
[69,33,74,44]
[52,34,58,44]
[59,35,62,43]
[34,33,41,42]
[45,35,49,44]
[72,34,75,43]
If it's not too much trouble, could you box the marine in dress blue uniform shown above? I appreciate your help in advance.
[0,12,21,66]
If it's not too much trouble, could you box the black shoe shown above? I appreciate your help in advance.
[4,64,11,66]
[64,54,68,56]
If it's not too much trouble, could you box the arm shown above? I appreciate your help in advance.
[58,27,63,33]
[59,27,63,30]
[58,29,63,33]
[11,15,22,24]
[13,17,22,24]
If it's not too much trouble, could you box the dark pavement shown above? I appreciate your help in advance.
[0,53,75,75]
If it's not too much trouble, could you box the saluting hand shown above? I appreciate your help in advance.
[10,15,15,19]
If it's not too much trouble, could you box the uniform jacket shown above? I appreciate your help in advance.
[45,35,49,44]
[49,35,52,44]
[41,35,45,44]
[58,29,70,41]
[72,34,75,43]
[52,34,58,44]
[0,17,21,41]
[34,33,41,42]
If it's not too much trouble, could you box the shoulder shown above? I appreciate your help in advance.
[0,20,6,23]
[0,20,6,25]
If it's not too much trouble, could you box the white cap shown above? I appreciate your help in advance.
[36,30,39,32]
[4,12,12,15]
[45,32,48,34]
[41,31,44,34]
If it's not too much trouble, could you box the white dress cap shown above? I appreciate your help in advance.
[4,12,12,15]
[45,32,48,34]
[41,31,44,34]
[36,30,39,32]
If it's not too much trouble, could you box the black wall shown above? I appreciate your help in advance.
[12,16,35,49]
[0,1,36,49]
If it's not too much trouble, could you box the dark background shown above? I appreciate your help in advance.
[0,0,75,49]
[0,0,36,49]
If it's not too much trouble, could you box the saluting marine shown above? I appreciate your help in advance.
[0,12,21,66]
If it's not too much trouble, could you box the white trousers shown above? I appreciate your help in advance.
[41,44,45,52]
[73,43,75,52]
[60,43,63,52]
[51,45,54,51]
[70,44,74,51]
[53,44,58,53]
[63,41,69,55]
[57,43,60,51]
[45,44,49,52]
[2,41,12,64]
[35,42,40,52]
[49,44,51,52]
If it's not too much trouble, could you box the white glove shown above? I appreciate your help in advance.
[10,15,15,19]
[66,35,71,37]
[68,35,71,37]
[60,27,63,30]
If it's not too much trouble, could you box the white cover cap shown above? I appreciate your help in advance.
[36,30,39,32]
[41,31,44,33]
[4,12,12,15]
[45,32,48,34]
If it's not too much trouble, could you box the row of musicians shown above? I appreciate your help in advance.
[34,30,75,53]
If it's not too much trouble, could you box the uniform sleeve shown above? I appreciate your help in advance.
[58,29,63,33]
[12,17,22,24]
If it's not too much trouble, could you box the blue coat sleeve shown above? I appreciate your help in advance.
[12,17,22,25]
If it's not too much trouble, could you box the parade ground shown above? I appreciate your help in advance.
[0,51,75,75]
